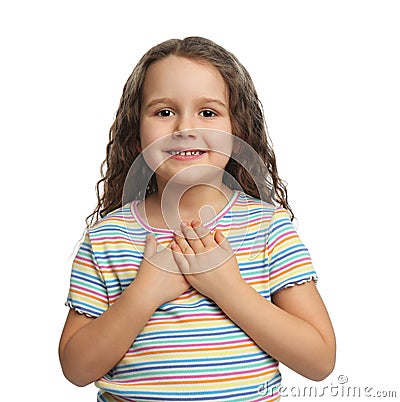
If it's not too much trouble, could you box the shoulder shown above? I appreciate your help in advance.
[234,191,275,210]
[82,203,149,259]
[88,204,130,231]
[87,203,143,242]
[233,191,289,226]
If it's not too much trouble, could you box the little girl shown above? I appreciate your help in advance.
[59,36,336,401]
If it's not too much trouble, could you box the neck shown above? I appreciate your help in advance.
[153,179,233,228]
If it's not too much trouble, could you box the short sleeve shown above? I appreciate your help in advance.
[268,208,318,294]
[65,232,109,317]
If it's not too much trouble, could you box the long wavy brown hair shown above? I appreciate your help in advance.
[86,36,293,227]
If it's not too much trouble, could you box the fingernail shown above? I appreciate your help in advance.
[191,219,200,227]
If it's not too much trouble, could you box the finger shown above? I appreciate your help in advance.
[171,242,190,274]
[174,230,195,255]
[143,233,157,259]
[180,222,204,253]
[191,220,215,247]
[170,241,182,253]
[214,230,232,252]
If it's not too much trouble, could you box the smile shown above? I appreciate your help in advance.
[168,150,205,156]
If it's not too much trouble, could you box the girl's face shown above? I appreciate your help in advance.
[139,56,233,188]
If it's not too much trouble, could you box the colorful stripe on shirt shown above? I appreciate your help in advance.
[66,191,316,402]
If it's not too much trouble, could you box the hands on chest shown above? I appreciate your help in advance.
[135,219,245,307]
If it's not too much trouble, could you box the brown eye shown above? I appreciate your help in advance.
[200,110,217,118]
[157,109,175,117]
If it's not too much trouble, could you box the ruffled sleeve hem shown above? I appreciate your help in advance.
[65,301,99,318]
[274,274,318,294]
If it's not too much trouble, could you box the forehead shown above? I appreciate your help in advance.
[142,55,228,102]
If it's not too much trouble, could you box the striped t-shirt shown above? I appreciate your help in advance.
[66,190,317,401]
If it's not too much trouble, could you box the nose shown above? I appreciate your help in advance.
[171,129,198,140]
[173,112,197,134]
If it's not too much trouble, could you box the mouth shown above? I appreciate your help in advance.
[166,149,206,156]
[165,149,207,161]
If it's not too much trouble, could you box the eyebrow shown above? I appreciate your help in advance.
[143,97,228,110]
[199,97,228,109]
[144,97,173,110]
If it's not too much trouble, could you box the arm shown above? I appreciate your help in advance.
[172,221,336,381]
[59,234,189,387]
[212,279,335,381]
[59,282,157,387]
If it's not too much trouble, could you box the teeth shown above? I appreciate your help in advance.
[169,150,204,156]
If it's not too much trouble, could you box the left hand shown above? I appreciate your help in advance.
[171,220,244,300]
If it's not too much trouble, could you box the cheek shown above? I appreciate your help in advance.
[204,130,233,160]
[209,152,231,171]
[139,130,170,172]
[139,116,158,147]
[140,119,172,148]
[223,119,233,134]
[139,130,158,151]
[141,145,166,173]
[217,113,232,133]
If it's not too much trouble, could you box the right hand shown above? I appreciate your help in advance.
[133,233,191,307]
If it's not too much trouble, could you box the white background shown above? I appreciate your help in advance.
[1,1,399,400]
